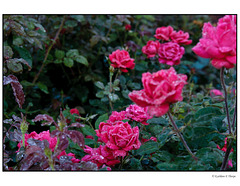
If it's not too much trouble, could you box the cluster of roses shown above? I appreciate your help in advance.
[17,130,81,163]
[142,26,192,66]
[81,104,155,170]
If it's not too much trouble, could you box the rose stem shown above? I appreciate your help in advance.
[220,67,232,134]
[220,139,233,170]
[167,111,198,161]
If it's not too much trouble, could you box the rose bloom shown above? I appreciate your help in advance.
[81,145,120,168]
[154,26,174,41]
[210,89,224,97]
[97,121,141,157]
[192,15,236,69]
[125,104,152,125]
[125,24,131,31]
[129,67,187,117]
[170,30,192,45]
[17,130,57,152]
[109,49,135,72]
[66,108,81,123]
[142,40,160,58]
[108,111,127,123]
[158,42,185,66]
[57,150,80,163]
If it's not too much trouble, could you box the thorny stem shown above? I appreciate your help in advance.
[220,67,232,134]
[220,139,233,170]
[32,16,66,85]
[232,101,237,133]
[167,111,198,161]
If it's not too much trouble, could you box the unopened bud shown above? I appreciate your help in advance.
[109,66,115,73]
[20,121,28,134]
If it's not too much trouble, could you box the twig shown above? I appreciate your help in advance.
[32,16,66,85]
[167,111,198,161]
[220,67,232,134]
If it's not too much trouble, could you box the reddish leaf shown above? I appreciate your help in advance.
[65,130,85,149]
[20,153,45,170]
[77,161,98,171]
[57,134,69,151]
[4,75,25,108]
[70,122,85,128]
[32,114,56,126]
[25,145,43,156]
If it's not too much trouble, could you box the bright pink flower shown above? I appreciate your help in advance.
[170,30,192,45]
[125,104,152,125]
[108,111,127,123]
[101,164,112,171]
[228,159,233,168]
[141,136,157,143]
[142,40,160,58]
[129,67,187,117]
[57,150,80,163]
[217,137,234,153]
[81,145,120,167]
[158,42,185,66]
[17,130,57,152]
[98,121,141,157]
[154,26,174,41]
[125,24,131,31]
[210,89,224,97]
[70,108,80,115]
[109,49,135,73]
[192,15,236,69]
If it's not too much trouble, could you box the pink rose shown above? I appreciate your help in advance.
[125,24,131,31]
[81,145,120,168]
[142,40,160,58]
[217,137,234,168]
[57,150,80,163]
[17,130,57,152]
[125,104,152,125]
[129,67,187,117]
[192,15,236,69]
[158,42,185,66]
[98,121,141,157]
[108,111,127,123]
[210,89,224,97]
[170,30,192,45]
[109,49,135,72]
[70,108,80,115]
[154,26,174,41]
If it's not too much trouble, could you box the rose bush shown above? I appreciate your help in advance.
[3,15,236,171]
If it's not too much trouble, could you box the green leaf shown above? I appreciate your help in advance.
[156,162,178,170]
[135,141,159,155]
[4,46,13,59]
[90,35,100,47]
[96,91,105,98]
[70,15,85,22]
[81,125,96,136]
[63,58,74,68]
[13,46,32,67]
[129,158,142,170]
[147,117,169,125]
[55,50,65,60]
[74,55,89,66]
[113,79,120,86]
[65,20,78,27]
[54,59,62,64]
[66,49,79,58]
[109,93,119,102]
[7,59,23,73]
[84,138,97,146]
[36,82,49,94]
[94,81,105,89]
[95,113,108,129]
[195,107,222,119]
